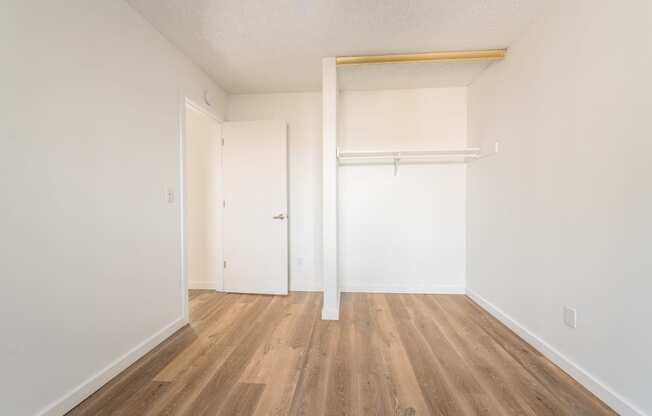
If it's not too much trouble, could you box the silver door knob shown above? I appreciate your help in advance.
[273,213,286,220]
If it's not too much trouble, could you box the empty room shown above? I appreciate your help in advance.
[2,1,651,415]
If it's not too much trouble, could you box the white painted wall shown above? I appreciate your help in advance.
[467,1,652,415]
[0,1,226,415]
[227,92,322,291]
[339,88,468,151]
[185,105,223,290]
[339,88,467,293]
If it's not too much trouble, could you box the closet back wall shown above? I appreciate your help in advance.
[339,88,467,293]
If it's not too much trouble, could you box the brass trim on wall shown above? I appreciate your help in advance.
[335,49,507,66]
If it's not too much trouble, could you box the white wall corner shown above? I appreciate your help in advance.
[321,57,340,320]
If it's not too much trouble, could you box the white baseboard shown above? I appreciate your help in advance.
[290,282,323,292]
[188,280,217,290]
[321,305,340,320]
[322,291,340,321]
[342,283,466,295]
[466,290,647,416]
[36,317,188,416]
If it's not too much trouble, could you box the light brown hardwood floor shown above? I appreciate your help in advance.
[67,291,615,415]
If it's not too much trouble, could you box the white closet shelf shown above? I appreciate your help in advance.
[337,148,478,159]
[337,144,498,175]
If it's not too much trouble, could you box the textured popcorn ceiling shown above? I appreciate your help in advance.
[128,0,545,93]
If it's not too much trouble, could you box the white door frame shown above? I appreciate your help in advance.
[179,94,224,324]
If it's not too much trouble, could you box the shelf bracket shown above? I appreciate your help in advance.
[393,157,400,176]
[472,141,501,161]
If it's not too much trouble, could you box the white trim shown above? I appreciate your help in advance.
[180,96,226,306]
[466,290,647,416]
[321,305,340,320]
[321,290,341,320]
[225,290,289,296]
[178,93,192,322]
[36,318,187,416]
[342,284,466,295]
[188,280,218,290]
[290,282,323,292]
[321,57,340,321]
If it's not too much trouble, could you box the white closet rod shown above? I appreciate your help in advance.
[337,147,481,160]
[337,144,499,175]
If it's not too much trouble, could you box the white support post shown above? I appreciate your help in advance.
[321,57,340,320]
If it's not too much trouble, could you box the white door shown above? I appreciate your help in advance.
[222,120,288,295]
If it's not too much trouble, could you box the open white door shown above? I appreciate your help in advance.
[222,120,288,295]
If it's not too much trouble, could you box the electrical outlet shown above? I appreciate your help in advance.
[563,306,577,329]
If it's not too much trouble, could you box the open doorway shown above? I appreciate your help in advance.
[181,99,290,317]
[182,100,224,309]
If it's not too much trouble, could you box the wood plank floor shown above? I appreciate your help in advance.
[67,291,616,416]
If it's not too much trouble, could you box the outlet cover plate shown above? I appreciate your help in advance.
[564,306,577,329]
